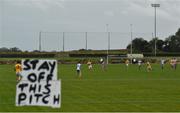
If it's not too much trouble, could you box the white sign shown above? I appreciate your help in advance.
[16,59,61,108]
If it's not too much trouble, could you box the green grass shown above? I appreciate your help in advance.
[0,63,180,112]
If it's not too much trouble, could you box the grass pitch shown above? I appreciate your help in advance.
[0,63,180,112]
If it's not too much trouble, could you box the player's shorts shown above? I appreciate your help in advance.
[77,70,80,74]
[147,66,152,69]
[126,64,129,66]
[16,72,22,77]
[88,65,92,69]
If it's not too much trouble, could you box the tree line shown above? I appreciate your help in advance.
[127,28,180,53]
[0,47,22,52]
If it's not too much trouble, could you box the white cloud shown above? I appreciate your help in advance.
[118,0,180,22]
[104,10,114,17]
[3,0,65,11]
[121,10,128,15]
[1,0,180,50]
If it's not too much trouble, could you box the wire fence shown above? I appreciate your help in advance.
[39,32,153,52]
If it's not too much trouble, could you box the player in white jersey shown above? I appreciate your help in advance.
[100,58,106,71]
[76,61,82,78]
[100,58,104,63]
[138,60,142,70]
[160,59,165,70]
[173,58,177,70]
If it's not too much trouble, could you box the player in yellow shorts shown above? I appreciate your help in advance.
[15,61,22,82]
[146,61,152,72]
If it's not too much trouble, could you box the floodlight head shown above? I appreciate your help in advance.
[151,4,160,7]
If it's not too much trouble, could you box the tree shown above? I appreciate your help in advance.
[164,28,180,52]
[0,47,10,52]
[126,28,180,53]
[127,38,151,53]
[10,47,22,52]
[156,39,164,51]
[149,38,165,52]
[175,28,180,37]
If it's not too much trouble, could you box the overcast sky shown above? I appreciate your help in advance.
[0,0,180,51]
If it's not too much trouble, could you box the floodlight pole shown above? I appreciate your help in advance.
[85,32,88,50]
[106,24,110,64]
[130,24,133,64]
[59,32,61,52]
[108,32,110,64]
[63,32,65,51]
[39,31,42,52]
[151,3,160,56]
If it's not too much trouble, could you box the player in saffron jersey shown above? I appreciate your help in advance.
[125,59,130,70]
[146,61,152,72]
[15,61,23,82]
[87,60,93,70]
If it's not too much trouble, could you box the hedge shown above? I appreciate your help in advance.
[0,52,55,58]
